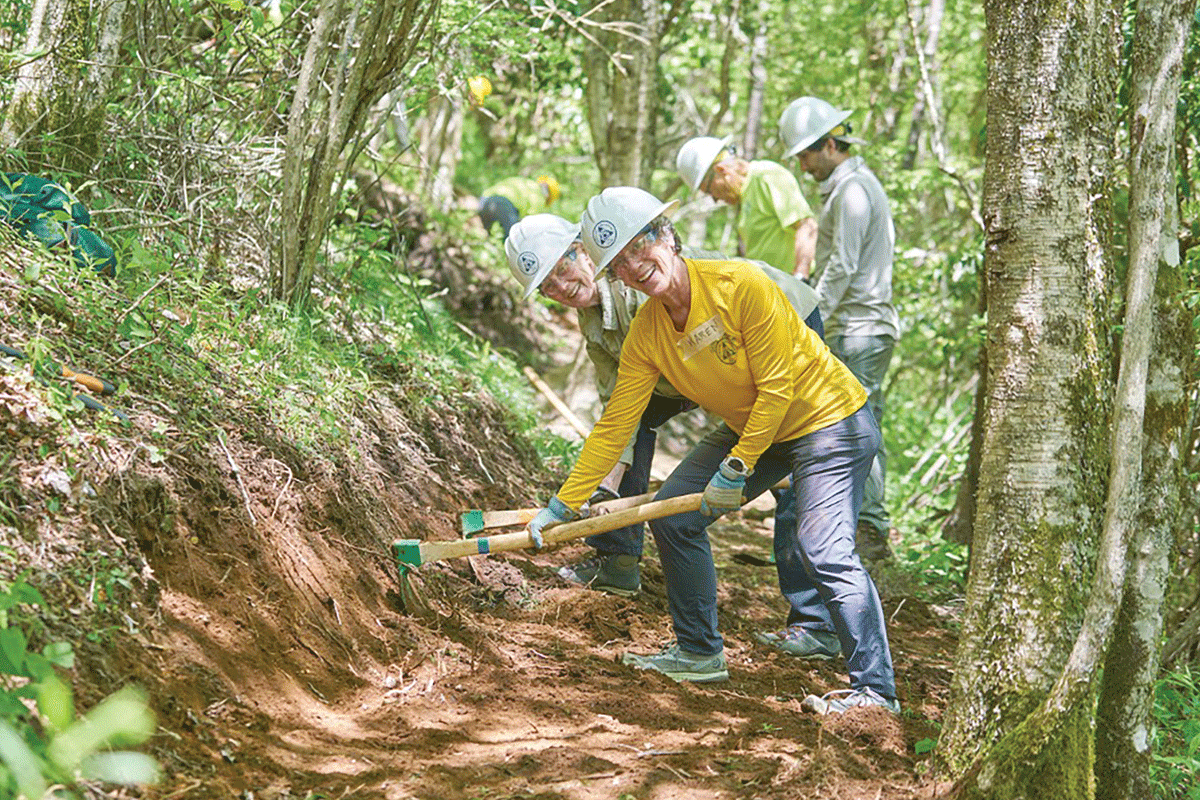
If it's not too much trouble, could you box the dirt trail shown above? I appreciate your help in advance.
[109,442,952,800]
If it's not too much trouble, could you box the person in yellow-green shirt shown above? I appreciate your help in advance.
[675,136,818,278]
[526,187,897,716]
[477,175,560,237]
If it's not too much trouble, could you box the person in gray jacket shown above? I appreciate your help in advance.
[779,96,900,565]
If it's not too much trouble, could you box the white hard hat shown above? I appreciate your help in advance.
[504,214,580,299]
[581,187,680,273]
[778,96,865,157]
[676,135,732,191]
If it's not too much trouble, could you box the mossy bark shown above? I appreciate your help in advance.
[1096,159,1193,800]
[938,0,1121,794]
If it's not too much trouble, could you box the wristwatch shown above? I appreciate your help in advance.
[723,456,749,476]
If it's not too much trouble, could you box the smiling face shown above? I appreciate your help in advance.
[608,225,685,299]
[539,241,599,308]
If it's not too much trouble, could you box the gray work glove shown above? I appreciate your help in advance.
[527,496,574,549]
[700,456,750,517]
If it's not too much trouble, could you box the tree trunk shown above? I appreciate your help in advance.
[0,0,113,173]
[412,91,465,213]
[741,0,770,160]
[275,0,439,306]
[582,0,669,188]
[902,0,946,170]
[1094,0,1195,795]
[938,0,1121,796]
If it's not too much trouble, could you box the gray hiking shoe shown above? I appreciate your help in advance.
[856,523,895,563]
[621,642,729,683]
[801,687,900,715]
[557,554,641,597]
[754,625,841,660]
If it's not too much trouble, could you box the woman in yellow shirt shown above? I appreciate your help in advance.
[527,187,897,715]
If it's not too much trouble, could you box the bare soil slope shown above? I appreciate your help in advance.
[1,244,955,800]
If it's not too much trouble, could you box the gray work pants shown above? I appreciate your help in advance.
[827,334,894,537]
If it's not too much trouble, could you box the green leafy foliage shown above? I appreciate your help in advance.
[0,577,159,799]
[1152,666,1200,800]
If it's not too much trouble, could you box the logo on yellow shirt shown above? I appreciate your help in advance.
[713,333,739,364]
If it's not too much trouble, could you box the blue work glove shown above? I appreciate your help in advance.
[700,456,750,517]
[527,496,575,549]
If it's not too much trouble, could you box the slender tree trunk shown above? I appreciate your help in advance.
[275,0,438,306]
[582,0,669,188]
[902,0,945,170]
[1094,0,1195,795]
[741,0,769,160]
[938,0,1121,796]
[412,91,465,212]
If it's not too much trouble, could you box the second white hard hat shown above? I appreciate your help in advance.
[581,187,680,273]
[778,96,865,157]
[675,135,732,192]
[504,214,580,298]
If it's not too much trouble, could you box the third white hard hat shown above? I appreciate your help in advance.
[675,135,732,192]
[779,96,862,157]
[581,187,679,273]
[504,214,580,299]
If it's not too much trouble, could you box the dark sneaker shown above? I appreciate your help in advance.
[856,523,895,563]
[801,687,900,715]
[557,554,641,597]
[621,642,729,683]
[754,625,841,660]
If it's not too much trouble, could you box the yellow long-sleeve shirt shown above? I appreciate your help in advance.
[556,257,867,510]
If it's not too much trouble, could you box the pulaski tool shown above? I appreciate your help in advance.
[395,493,705,582]
[460,478,793,536]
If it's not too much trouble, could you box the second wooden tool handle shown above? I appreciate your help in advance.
[422,493,703,564]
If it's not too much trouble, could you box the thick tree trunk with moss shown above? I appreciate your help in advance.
[937,0,1120,796]
[1094,0,1195,794]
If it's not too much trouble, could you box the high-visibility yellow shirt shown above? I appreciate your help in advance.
[555,257,867,510]
[737,160,813,273]
[481,176,545,218]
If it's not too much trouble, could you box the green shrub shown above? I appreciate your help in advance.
[0,575,159,799]
[1152,665,1200,799]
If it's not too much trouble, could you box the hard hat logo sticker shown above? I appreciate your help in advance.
[518,252,539,276]
[593,220,618,249]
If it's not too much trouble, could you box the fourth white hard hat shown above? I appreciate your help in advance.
[779,96,862,157]
[676,135,732,192]
[504,214,580,299]
[581,187,679,273]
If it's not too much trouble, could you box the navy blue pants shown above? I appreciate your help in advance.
[585,394,697,556]
[649,405,896,699]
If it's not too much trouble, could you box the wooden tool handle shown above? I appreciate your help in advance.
[61,366,116,395]
[422,493,703,564]
[461,491,658,535]
[522,365,591,439]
